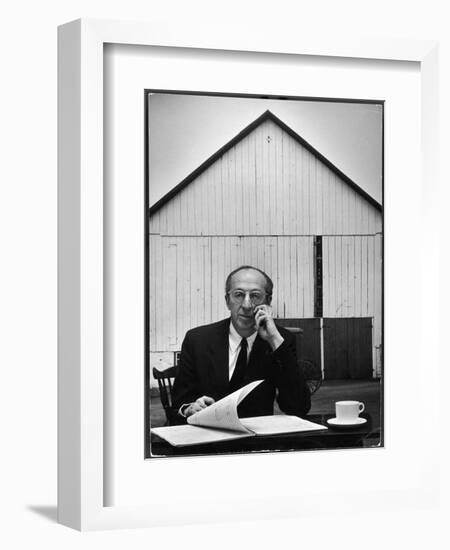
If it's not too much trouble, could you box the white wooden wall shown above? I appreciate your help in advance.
[149,119,381,237]
[149,117,382,377]
[149,235,315,352]
[322,234,382,376]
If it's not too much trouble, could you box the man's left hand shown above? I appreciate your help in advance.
[254,305,284,351]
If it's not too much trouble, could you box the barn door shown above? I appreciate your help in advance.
[323,317,373,379]
[276,318,321,371]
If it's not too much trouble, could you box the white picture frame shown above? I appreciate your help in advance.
[58,18,441,531]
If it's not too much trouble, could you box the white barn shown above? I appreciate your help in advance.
[149,110,382,382]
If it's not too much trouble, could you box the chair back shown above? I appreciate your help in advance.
[283,326,322,395]
[152,365,179,423]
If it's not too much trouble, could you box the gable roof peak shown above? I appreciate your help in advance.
[149,109,381,215]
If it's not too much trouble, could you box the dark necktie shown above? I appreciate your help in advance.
[229,338,248,392]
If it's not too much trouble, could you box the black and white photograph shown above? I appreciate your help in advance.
[146,92,383,458]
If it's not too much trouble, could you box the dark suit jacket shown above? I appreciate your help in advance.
[170,318,311,423]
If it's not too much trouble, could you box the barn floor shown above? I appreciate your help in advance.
[149,379,382,429]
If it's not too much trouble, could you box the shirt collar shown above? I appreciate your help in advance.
[229,320,257,353]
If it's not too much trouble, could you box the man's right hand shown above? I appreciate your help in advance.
[183,395,215,417]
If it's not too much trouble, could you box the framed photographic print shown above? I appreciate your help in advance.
[145,91,384,458]
[58,19,441,530]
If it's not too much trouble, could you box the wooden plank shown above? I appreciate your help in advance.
[328,236,337,317]
[154,233,163,350]
[149,210,158,234]
[235,139,244,236]
[322,237,329,317]
[360,236,368,316]
[333,176,341,235]
[203,237,212,325]
[322,167,329,235]
[248,131,257,236]
[174,237,181,348]
[254,124,263,235]
[355,236,362,315]
[294,237,302,317]
[177,184,186,236]
[367,235,375,316]
[208,161,215,235]
[330,170,337,235]
[287,131,295,236]
[341,183,348,235]
[175,239,184,343]
[255,235,263,269]
[220,153,229,235]
[360,318,374,379]
[283,237,290,318]
[276,124,284,235]
[270,236,279,316]
[289,237,297,316]
[188,237,197,331]
[288,237,296,317]
[309,152,316,236]
[206,169,214,236]
[161,238,175,350]
[242,135,250,236]
[323,318,343,379]
[322,237,329,316]
[308,236,315,317]
[316,158,323,235]
[357,192,364,234]
[184,176,193,236]
[374,233,383,374]
[265,121,274,235]
[347,236,355,314]
[303,237,309,317]
[216,236,226,319]
[304,146,312,235]
[295,145,302,235]
[332,237,340,317]
[343,236,350,316]
[210,236,219,321]
[149,235,158,351]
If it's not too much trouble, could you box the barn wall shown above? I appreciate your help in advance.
[322,234,382,376]
[149,119,382,237]
[149,235,315,352]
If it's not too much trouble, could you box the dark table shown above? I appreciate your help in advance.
[149,413,381,458]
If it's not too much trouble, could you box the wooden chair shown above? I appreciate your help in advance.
[152,365,179,424]
[284,326,322,395]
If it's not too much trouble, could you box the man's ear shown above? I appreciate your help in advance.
[225,294,231,310]
[266,295,272,306]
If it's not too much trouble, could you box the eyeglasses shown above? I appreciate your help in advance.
[228,290,267,306]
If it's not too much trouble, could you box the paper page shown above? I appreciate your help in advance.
[187,380,263,433]
[151,425,252,447]
[240,415,328,436]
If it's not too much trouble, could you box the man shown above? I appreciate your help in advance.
[171,265,311,422]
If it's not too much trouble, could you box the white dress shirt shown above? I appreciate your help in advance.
[228,322,257,380]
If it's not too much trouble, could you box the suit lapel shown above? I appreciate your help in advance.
[208,318,230,396]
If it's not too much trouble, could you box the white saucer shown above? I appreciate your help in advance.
[327,417,367,428]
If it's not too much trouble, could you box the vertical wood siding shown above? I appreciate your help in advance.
[149,235,315,352]
[149,119,381,237]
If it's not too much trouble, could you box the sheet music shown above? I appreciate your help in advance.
[187,380,263,433]
[240,415,327,435]
[151,424,252,447]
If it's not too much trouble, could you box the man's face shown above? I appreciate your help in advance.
[226,269,271,337]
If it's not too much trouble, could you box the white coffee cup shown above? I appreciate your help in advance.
[335,400,365,423]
